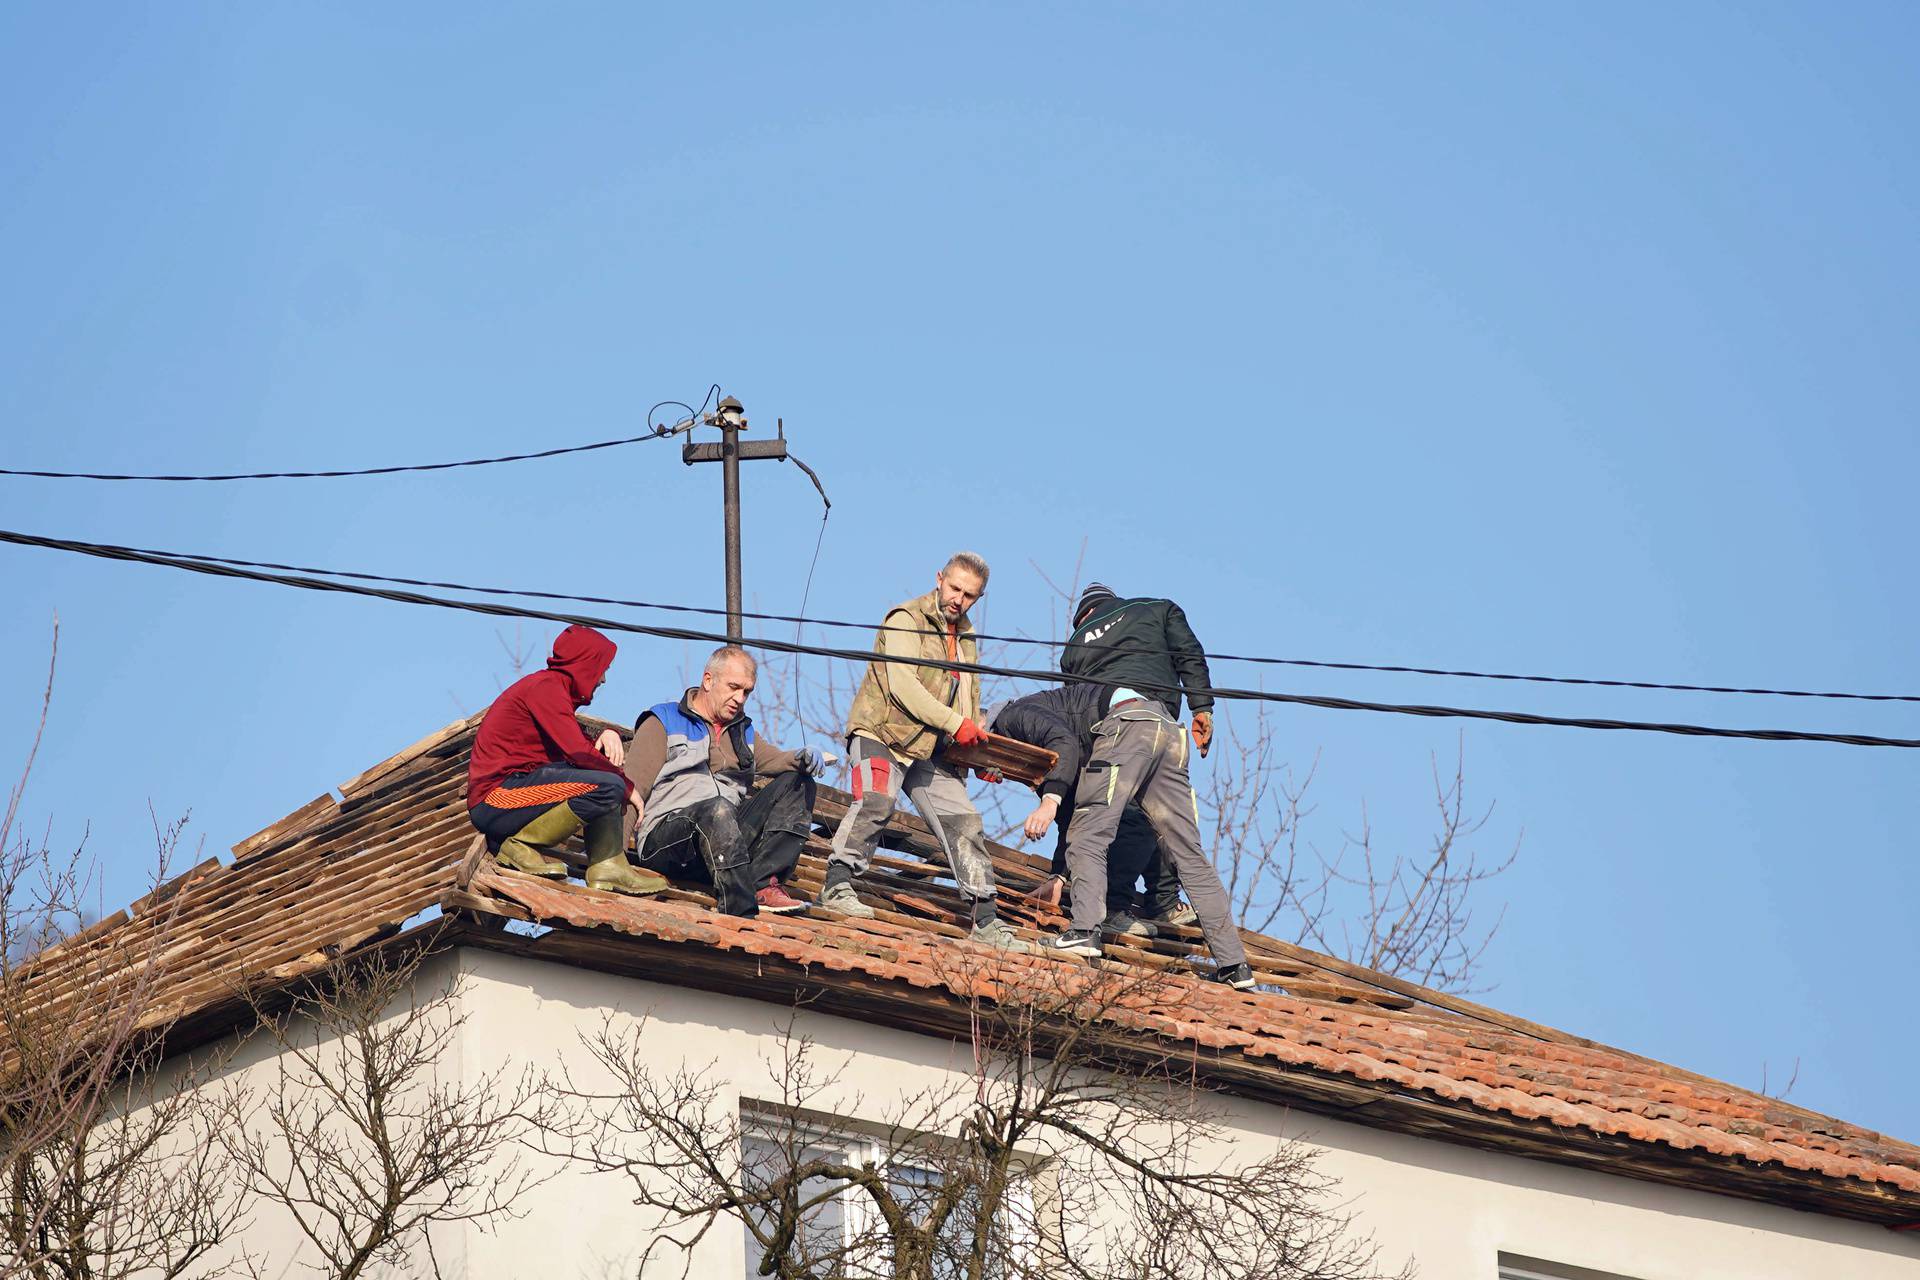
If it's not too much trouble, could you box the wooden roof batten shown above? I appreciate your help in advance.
[19,714,1920,1230]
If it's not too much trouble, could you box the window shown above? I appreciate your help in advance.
[740,1117,1035,1279]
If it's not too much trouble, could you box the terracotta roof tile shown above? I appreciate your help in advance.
[470,843,1920,1203]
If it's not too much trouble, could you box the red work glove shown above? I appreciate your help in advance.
[974,767,1004,784]
[1190,710,1214,758]
[953,718,987,747]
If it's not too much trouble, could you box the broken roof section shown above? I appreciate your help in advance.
[22,713,1920,1228]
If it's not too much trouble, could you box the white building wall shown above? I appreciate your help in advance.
[142,954,470,1280]
[448,948,1920,1280]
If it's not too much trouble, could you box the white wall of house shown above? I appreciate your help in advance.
[145,954,473,1280]
[447,947,1920,1280]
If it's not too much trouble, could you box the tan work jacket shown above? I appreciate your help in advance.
[845,590,979,762]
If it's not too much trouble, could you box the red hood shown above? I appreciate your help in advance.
[546,625,617,706]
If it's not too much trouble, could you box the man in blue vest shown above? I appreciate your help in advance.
[624,645,828,917]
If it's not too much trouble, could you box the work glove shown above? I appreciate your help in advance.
[1190,710,1214,758]
[974,767,1004,785]
[796,746,829,777]
[953,718,987,747]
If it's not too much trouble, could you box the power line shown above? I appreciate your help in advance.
[5,525,1919,750]
[69,538,1920,707]
[0,419,702,482]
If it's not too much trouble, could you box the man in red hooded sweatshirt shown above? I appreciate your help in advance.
[467,625,665,896]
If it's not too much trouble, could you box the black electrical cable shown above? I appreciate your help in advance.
[5,526,1919,750]
[647,383,724,437]
[81,539,1920,707]
[0,433,678,481]
[0,384,729,481]
[790,507,832,719]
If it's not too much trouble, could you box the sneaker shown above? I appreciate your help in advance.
[969,917,1031,953]
[1099,911,1158,939]
[1211,962,1257,991]
[814,880,876,920]
[1045,929,1103,958]
[1151,902,1199,928]
[756,878,808,915]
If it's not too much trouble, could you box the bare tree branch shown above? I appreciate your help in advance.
[220,947,558,1280]
[2,619,254,1280]
[533,956,1411,1280]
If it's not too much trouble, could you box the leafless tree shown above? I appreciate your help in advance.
[219,946,556,1280]
[1,622,252,1280]
[452,624,540,717]
[533,954,1411,1280]
[1204,725,1517,992]
[1759,1057,1802,1101]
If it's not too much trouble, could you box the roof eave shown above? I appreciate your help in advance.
[440,914,1920,1230]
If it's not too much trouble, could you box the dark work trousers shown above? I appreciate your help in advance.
[1139,845,1183,917]
[638,771,816,917]
[1050,804,1169,916]
[1060,704,1246,968]
[468,763,627,849]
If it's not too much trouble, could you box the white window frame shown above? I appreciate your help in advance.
[739,1110,1040,1278]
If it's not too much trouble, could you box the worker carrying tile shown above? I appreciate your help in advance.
[820,552,1030,953]
[1044,583,1254,989]
[466,624,666,896]
[984,684,1193,938]
[622,645,827,918]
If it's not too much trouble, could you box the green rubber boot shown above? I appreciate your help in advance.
[583,812,668,897]
[495,804,579,878]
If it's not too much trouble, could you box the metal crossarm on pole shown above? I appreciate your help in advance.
[681,397,791,642]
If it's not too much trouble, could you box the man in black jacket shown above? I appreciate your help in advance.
[1059,583,1215,748]
[1045,583,1253,989]
[985,686,1175,937]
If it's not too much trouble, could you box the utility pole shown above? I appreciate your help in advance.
[681,395,790,642]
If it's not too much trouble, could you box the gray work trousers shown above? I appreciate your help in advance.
[1061,703,1246,968]
[828,736,997,900]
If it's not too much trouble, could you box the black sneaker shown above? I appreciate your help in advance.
[1151,902,1199,928]
[1099,911,1158,939]
[1212,962,1257,991]
[1046,930,1103,958]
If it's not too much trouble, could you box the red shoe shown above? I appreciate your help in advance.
[756,878,808,914]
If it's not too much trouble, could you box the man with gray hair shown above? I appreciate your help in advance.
[624,645,828,917]
[820,553,1028,952]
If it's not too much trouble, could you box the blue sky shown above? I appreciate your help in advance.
[3,4,1916,1138]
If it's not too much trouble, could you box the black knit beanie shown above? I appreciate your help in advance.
[1074,582,1118,625]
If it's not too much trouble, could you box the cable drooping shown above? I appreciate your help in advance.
[0,434,681,481]
[4,526,1918,750]
[69,539,1920,707]
[790,507,832,728]
[0,383,729,481]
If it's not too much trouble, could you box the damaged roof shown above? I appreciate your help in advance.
[24,713,1920,1228]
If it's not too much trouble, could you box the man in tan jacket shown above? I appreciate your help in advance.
[819,552,1028,952]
